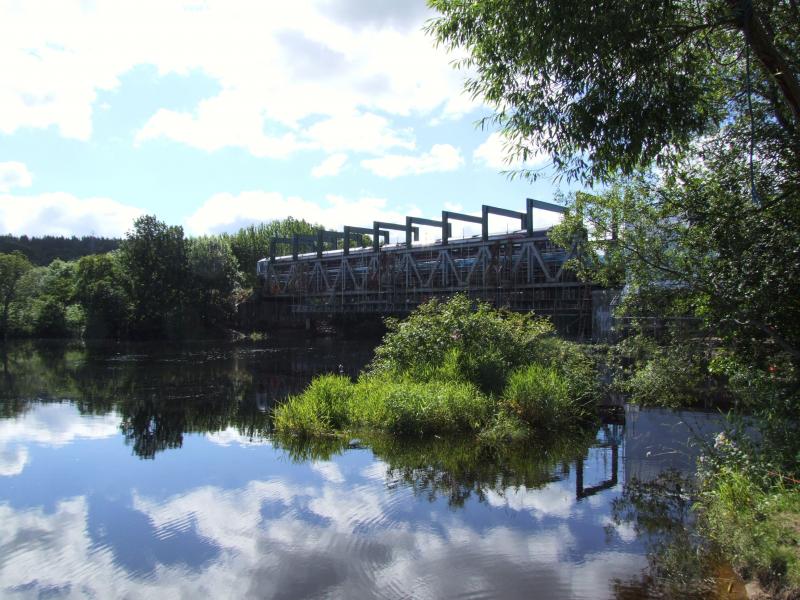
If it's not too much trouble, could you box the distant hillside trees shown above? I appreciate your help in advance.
[0,215,335,340]
[0,235,120,265]
[0,251,32,340]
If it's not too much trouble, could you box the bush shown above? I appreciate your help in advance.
[370,294,553,393]
[275,296,602,439]
[619,345,704,407]
[503,364,593,429]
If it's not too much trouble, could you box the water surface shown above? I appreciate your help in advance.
[0,339,738,599]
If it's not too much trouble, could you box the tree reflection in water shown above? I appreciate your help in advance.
[609,472,747,599]
[0,340,748,598]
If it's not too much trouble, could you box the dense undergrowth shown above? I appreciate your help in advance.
[273,295,600,439]
[697,432,800,595]
[614,330,800,596]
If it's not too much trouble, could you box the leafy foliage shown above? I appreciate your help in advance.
[0,251,32,338]
[275,296,602,438]
[698,432,800,591]
[187,236,243,327]
[74,253,130,338]
[119,215,190,338]
[428,0,799,183]
[370,294,554,393]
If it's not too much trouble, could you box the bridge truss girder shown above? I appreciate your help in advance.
[260,232,592,328]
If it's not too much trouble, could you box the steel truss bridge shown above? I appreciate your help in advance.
[256,198,595,335]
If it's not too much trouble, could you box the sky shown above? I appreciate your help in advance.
[0,0,576,243]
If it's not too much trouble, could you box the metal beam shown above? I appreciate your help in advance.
[406,216,452,248]
[315,229,346,258]
[482,205,526,240]
[343,226,389,255]
[441,210,484,245]
[526,198,567,235]
[373,221,419,252]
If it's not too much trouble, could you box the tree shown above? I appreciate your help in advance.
[428,0,799,183]
[223,217,322,288]
[119,215,189,338]
[187,236,243,327]
[0,252,32,339]
[30,259,79,338]
[75,253,130,338]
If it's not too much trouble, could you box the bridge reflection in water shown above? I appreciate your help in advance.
[256,198,600,336]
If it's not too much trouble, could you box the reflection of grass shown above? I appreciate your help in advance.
[272,428,597,507]
[609,472,718,599]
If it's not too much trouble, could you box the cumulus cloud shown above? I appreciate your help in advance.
[185,190,429,242]
[303,112,415,154]
[360,144,463,178]
[0,162,32,192]
[310,461,345,484]
[311,153,348,178]
[0,1,479,149]
[0,192,143,237]
[0,404,120,477]
[473,132,549,172]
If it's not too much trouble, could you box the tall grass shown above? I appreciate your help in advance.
[503,363,594,429]
[699,466,800,591]
[274,373,491,437]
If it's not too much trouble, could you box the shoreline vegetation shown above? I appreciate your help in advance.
[0,215,340,342]
[274,295,600,441]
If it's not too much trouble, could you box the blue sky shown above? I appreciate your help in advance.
[0,0,577,242]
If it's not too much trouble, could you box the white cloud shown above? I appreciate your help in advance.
[0,162,32,192]
[303,112,415,154]
[206,428,271,447]
[0,1,479,151]
[135,100,305,159]
[311,153,348,178]
[473,132,549,172]
[361,144,463,178]
[0,192,143,236]
[185,190,426,242]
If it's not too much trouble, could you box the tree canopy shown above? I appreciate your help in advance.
[428,0,799,182]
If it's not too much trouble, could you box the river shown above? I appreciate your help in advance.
[0,338,744,599]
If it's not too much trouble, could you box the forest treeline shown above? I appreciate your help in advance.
[0,235,121,265]
[0,215,324,340]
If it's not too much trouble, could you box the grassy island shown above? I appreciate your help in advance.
[274,295,600,440]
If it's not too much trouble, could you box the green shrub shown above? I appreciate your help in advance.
[503,363,593,429]
[370,294,553,393]
[619,345,703,407]
[531,336,601,403]
[695,432,800,593]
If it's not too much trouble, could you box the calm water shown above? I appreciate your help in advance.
[0,339,739,599]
